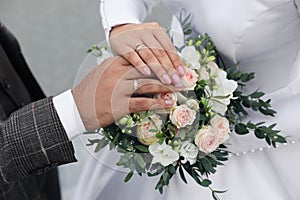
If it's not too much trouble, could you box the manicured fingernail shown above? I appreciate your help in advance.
[172,74,183,86]
[143,67,151,75]
[178,66,185,76]
[165,100,174,105]
[162,74,172,84]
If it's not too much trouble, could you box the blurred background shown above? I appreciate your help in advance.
[0,0,171,199]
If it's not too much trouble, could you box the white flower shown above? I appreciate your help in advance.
[179,141,198,165]
[149,142,179,166]
[180,46,200,69]
[185,99,199,111]
[137,114,162,145]
[209,69,238,114]
[170,105,196,128]
[198,61,219,81]
[201,62,238,115]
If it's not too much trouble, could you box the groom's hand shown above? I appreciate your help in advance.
[72,56,181,130]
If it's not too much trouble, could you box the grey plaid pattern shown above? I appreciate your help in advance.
[0,97,77,186]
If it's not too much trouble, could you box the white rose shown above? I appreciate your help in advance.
[194,126,220,153]
[185,99,200,111]
[180,46,200,69]
[170,105,196,128]
[149,142,179,166]
[137,114,162,145]
[179,141,198,165]
[210,115,230,143]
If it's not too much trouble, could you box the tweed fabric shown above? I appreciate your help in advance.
[0,97,77,186]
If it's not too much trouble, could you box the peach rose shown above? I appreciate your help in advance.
[181,67,198,90]
[170,105,196,128]
[137,114,162,145]
[194,126,220,153]
[210,115,230,143]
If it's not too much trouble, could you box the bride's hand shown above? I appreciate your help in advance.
[109,22,185,87]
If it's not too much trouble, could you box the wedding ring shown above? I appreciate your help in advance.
[133,79,139,91]
[135,43,146,51]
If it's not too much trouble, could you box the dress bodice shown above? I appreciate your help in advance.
[165,0,300,93]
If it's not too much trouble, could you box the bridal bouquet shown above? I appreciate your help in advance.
[86,17,286,199]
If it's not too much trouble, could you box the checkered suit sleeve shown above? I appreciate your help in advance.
[0,97,77,185]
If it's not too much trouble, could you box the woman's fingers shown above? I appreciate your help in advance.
[142,36,183,86]
[151,25,185,75]
[109,22,185,85]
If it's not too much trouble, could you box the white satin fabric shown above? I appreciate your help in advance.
[74,0,300,199]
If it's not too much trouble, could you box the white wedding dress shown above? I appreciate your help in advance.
[73,0,300,199]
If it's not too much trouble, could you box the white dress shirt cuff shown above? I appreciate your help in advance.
[53,90,86,140]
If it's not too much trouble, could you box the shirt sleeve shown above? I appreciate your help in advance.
[100,0,160,42]
[53,90,86,140]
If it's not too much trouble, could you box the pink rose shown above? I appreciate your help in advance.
[137,114,162,145]
[210,115,230,143]
[181,67,198,90]
[194,115,230,153]
[194,126,220,153]
[170,105,196,128]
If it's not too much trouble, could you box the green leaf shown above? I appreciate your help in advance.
[201,158,216,173]
[86,139,100,146]
[235,123,249,135]
[200,179,212,187]
[179,166,187,184]
[94,138,109,153]
[184,29,192,35]
[135,145,149,153]
[254,129,266,139]
[168,165,176,174]
[250,91,265,99]
[124,171,134,182]
[135,154,146,169]
[162,171,171,185]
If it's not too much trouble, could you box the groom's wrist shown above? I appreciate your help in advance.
[53,90,87,140]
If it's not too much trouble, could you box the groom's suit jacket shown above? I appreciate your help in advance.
[0,22,77,199]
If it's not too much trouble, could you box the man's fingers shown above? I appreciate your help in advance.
[129,97,174,113]
[133,79,182,95]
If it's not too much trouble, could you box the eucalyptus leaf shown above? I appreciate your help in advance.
[124,172,134,182]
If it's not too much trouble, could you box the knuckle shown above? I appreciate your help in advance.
[124,52,143,67]
[142,50,154,61]
[149,22,160,27]
[155,49,166,58]
[170,55,182,66]
[134,99,149,110]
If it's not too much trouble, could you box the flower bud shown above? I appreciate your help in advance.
[118,116,128,125]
